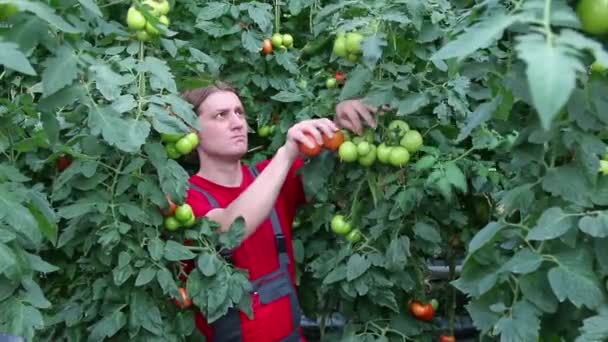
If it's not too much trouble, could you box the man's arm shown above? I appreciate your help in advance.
[206,118,337,238]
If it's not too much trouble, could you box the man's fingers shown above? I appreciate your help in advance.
[353,101,377,129]
[345,111,363,134]
[315,119,337,139]
[302,125,324,145]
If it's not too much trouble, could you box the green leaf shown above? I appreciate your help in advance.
[21,277,51,309]
[197,2,230,21]
[0,184,42,245]
[519,271,558,313]
[218,217,246,249]
[148,238,165,261]
[361,34,387,68]
[579,211,608,238]
[271,90,303,102]
[246,3,272,31]
[323,265,346,284]
[414,155,436,172]
[163,240,196,262]
[90,63,131,101]
[135,267,156,286]
[140,57,177,93]
[515,34,582,130]
[397,92,429,116]
[241,30,263,54]
[129,291,164,335]
[274,51,299,74]
[188,48,222,76]
[88,310,127,342]
[467,221,503,256]
[0,164,29,182]
[0,243,16,274]
[24,252,59,274]
[548,249,604,309]
[198,253,222,276]
[42,47,78,97]
[413,221,441,243]
[465,293,502,333]
[527,207,576,241]
[384,236,410,271]
[88,106,150,153]
[457,96,501,142]
[7,302,44,340]
[433,12,518,60]
[576,313,608,342]
[78,0,102,16]
[15,1,79,33]
[445,162,467,193]
[0,42,36,75]
[500,249,542,274]
[493,300,540,342]
[346,254,371,281]
[339,65,373,101]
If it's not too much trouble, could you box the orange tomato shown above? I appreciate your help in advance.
[409,300,435,321]
[262,39,273,55]
[323,130,345,151]
[298,133,322,156]
[160,194,178,216]
[174,287,193,309]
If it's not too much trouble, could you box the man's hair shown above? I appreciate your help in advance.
[182,81,239,116]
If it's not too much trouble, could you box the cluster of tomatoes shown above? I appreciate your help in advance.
[326,71,346,89]
[262,32,295,55]
[125,0,171,42]
[161,132,199,159]
[333,32,364,62]
[330,214,362,243]
[160,196,197,231]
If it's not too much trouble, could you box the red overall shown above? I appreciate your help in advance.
[184,158,307,342]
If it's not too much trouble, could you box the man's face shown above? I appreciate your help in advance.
[196,91,248,160]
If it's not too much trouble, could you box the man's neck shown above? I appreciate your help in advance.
[196,154,243,187]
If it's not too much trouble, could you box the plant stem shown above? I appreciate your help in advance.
[274,0,280,33]
[543,0,553,44]
[135,41,146,121]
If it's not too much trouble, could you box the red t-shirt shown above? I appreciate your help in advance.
[185,157,306,341]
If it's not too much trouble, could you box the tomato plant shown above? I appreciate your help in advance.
[2,0,608,341]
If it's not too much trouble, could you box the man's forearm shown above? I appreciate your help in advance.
[214,146,297,237]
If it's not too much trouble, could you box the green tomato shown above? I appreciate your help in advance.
[161,133,183,143]
[184,132,199,147]
[376,143,392,164]
[175,204,194,223]
[326,77,337,89]
[333,37,347,57]
[176,136,195,154]
[430,299,439,310]
[600,160,608,175]
[576,0,608,35]
[258,125,271,137]
[183,215,197,227]
[271,33,283,48]
[591,61,607,74]
[339,141,358,162]
[127,7,146,30]
[358,144,376,167]
[400,130,423,153]
[347,53,359,63]
[388,119,410,137]
[136,30,150,42]
[145,21,159,35]
[331,215,351,235]
[345,32,363,54]
[165,143,182,159]
[389,146,410,167]
[345,229,362,243]
[357,141,371,156]
[282,34,293,48]
[143,0,162,16]
[159,15,170,26]
[164,216,180,231]
[157,0,170,15]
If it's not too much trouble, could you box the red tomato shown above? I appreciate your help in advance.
[409,300,435,321]
[262,38,273,55]
[56,155,72,172]
[322,130,345,151]
[439,335,455,342]
[298,132,322,156]
[335,71,346,85]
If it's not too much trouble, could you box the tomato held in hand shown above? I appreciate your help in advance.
[298,132,322,157]
[409,300,435,321]
[322,130,345,151]
[174,287,193,309]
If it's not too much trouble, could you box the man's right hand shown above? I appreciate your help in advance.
[283,118,339,158]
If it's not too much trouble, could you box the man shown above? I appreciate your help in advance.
[181,82,381,342]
